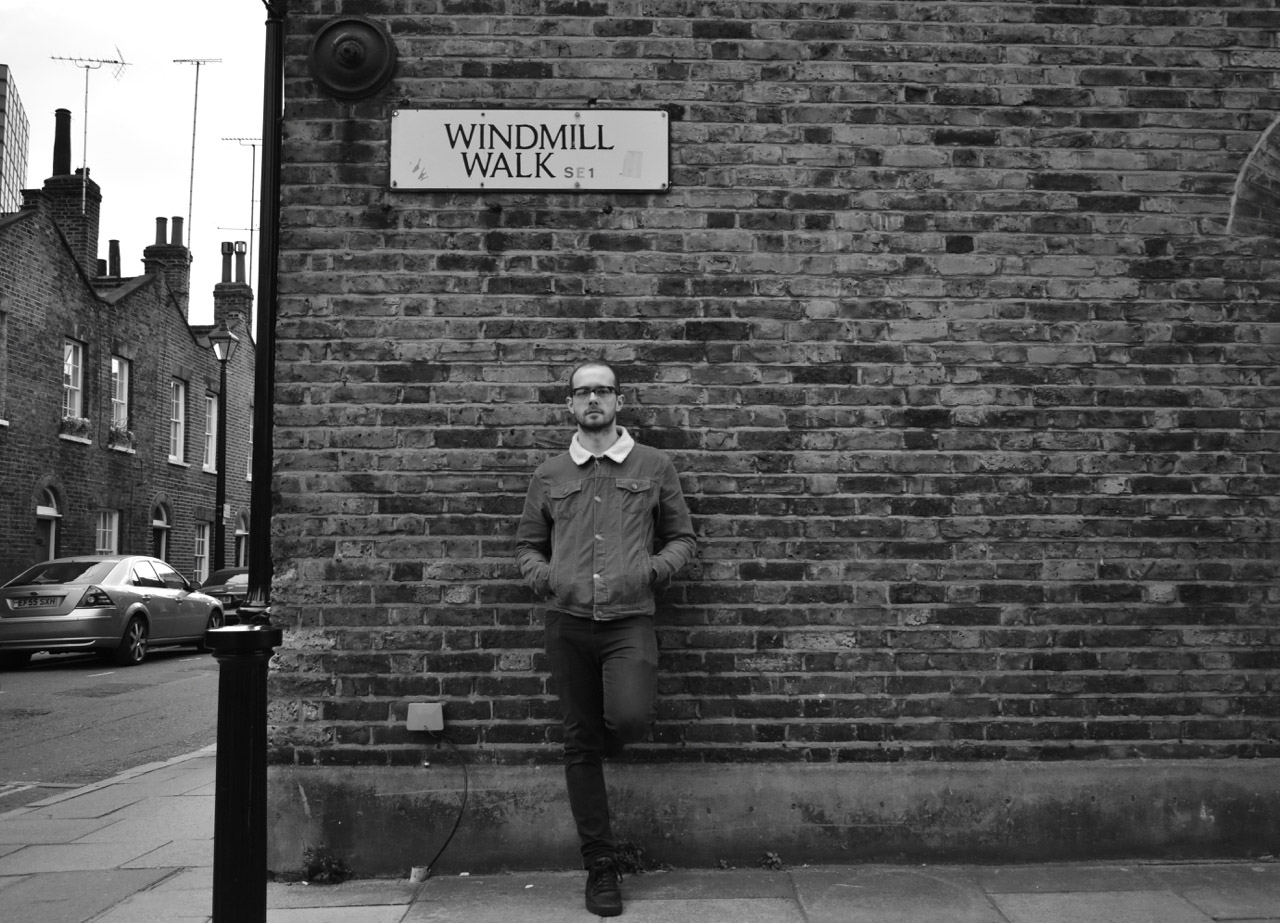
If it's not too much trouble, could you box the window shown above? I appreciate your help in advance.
[63,340,84,419]
[193,523,210,584]
[95,511,119,554]
[111,356,130,429]
[246,405,253,481]
[131,559,165,589]
[154,559,189,591]
[235,513,250,567]
[203,393,218,471]
[151,504,170,561]
[169,380,187,462]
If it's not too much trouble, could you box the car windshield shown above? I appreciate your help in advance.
[5,560,117,587]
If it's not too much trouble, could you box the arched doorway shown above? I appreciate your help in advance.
[152,503,172,561]
[35,488,60,564]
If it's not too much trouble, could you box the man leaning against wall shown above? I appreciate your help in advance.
[515,360,697,917]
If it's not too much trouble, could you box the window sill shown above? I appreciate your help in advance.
[203,466,218,475]
[59,434,92,445]
[0,418,8,427]
[111,445,137,455]
[168,459,190,468]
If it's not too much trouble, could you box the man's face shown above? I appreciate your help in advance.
[566,366,622,433]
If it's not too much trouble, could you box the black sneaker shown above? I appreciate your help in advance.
[585,856,623,917]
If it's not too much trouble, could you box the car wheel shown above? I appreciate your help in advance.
[0,652,31,670]
[113,616,148,666]
[197,610,224,652]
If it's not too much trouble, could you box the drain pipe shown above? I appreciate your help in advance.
[209,3,286,923]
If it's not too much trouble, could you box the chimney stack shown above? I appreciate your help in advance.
[108,240,121,277]
[42,109,101,278]
[53,108,72,176]
[213,240,253,330]
[143,216,192,317]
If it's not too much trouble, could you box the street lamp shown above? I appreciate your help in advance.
[207,319,239,572]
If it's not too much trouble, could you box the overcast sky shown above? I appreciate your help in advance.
[2,0,267,326]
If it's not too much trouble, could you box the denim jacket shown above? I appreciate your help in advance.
[516,428,696,620]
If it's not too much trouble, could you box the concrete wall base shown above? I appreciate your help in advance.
[266,760,1280,877]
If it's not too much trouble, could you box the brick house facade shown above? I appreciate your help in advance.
[0,111,256,587]
[266,2,1280,874]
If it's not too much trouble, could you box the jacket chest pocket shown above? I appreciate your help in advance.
[550,480,586,517]
[615,478,655,514]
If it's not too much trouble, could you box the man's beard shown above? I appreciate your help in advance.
[575,407,615,433]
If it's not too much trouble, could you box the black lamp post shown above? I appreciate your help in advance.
[207,6,284,922]
[207,320,239,572]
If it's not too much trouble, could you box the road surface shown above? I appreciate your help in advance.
[0,647,217,811]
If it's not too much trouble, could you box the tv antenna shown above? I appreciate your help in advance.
[221,137,261,288]
[174,58,222,257]
[51,47,129,213]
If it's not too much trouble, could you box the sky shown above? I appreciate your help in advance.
[2,0,267,326]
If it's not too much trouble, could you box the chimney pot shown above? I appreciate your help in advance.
[221,242,233,283]
[171,216,184,247]
[235,241,247,284]
[109,240,121,277]
[155,217,168,245]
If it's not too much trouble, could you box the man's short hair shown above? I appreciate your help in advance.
[568,360,620,390]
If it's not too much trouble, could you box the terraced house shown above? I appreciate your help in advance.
[0,108,255,586]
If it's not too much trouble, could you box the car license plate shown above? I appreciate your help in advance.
[11,597,57,610]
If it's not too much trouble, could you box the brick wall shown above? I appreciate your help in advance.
[269,2,1280,776]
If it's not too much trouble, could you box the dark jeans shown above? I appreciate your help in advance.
[545,610,658,867]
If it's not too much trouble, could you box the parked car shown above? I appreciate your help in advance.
[0,555,224,669]
[199,568,249,623]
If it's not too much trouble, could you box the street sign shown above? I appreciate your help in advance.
[390,108,669,192]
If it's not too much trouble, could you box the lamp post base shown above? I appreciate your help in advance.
[208,625,282,923]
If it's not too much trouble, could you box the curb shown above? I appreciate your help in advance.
[0,743,217,818]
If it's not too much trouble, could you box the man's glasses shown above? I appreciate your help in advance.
[571,386,617,399]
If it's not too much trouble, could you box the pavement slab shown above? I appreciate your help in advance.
[151,866,212,892]
[30,783,151,819]
[75,793,213,842]
[401,872,606,923]
[792,865,1008,923]
[268,907,411,923]
[0,868,171,923]
[1147,863,1280,920]
[990,890,1213,923]
[626,868,795,900]
[91,888,213,923]
[124,837,214,868]
[269,877,423,908]
[401,870,808,923]
[977,863,1163,894]
[0,839,170,874]
[0,815,116,845]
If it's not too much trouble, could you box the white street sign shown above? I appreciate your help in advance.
[390,109,669,192]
